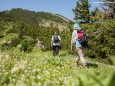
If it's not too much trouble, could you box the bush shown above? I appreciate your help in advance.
[0,34,4,38]
[20,39,32,52]
[83,20,115,59]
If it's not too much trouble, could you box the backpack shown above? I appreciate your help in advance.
[77,29,88,47]
[53,35,60,43]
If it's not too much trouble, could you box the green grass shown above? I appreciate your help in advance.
[0,49,115,86]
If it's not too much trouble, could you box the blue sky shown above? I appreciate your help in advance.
[0,0,101,20]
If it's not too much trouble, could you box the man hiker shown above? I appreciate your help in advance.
[51,32,61,56]
[71,23,88,70]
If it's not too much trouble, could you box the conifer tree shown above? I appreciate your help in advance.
[73,0,90,23]
[100,0,115,15]
[100,0,115,8]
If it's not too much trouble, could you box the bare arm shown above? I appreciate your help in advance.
[51,36,53,47]
[71,39,73,51]
[51,40,52,47]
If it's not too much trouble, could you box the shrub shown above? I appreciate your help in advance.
[20,39,32,52]
[83,20,115,59]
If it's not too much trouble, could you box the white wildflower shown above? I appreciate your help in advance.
[11,67,19,73]
[24,70,28,73]
[37,76,42,79]
[11,60,27,73]
[32,82,36,86]
[16,80,26,86]
[0,73,2,76]
[5,72,9,75]
[2,40,7,44]
[45,70,50,75]
[33,68,41,72]
[32,76,36,79]
[38,82,42,86]
[0,54,3,58]
[53,70,56,72]
[7,41,11,44]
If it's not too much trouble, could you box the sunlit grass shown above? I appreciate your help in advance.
[0,50,115,86]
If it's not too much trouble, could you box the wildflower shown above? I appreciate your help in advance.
[32,76,36,79]
[0,54,3,58]
[37,76,42,79]
[0,73,2,76]
[5,72,9,75]
[11,60,27,73]
[7,41,11,44]
[2,40,7,44]
[45,70,50,75]
[33,69,41,72]
[24,70,28,73]
[11,67,19,73]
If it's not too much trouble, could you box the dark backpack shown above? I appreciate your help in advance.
[53,35,60,43]
[77,29,88,47]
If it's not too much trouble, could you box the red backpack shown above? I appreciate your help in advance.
[77,29,88,45]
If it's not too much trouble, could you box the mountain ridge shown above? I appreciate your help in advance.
[0,8,72,31]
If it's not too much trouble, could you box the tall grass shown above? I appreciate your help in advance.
[0,50,115,86]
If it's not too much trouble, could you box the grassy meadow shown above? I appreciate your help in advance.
[0,47,115,86]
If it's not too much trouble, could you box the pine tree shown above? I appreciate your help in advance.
[100,0,115,18]
[90,7,105,22]
[73,0,90,23]
[100,0,115,8]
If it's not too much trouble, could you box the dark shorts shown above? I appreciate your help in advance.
[53,45,60,52]
[80,41,88,48]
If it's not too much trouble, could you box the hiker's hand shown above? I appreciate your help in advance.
[71,44,73,51]
[71,47,73,51]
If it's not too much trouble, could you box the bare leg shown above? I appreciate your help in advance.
[76,47,88,69]
[75,55,79,66]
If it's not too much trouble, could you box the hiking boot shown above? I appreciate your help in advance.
[53,52,56,56]
[84,65,88,70]
[75,61,79,67]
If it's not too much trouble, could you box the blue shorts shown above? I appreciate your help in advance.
[75,41,82,47]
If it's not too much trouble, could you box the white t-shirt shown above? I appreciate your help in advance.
[71,30,78,44]
[52,35,61,46]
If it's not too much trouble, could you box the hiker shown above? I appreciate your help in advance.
[51,32,61,56]
[71,23,88,70]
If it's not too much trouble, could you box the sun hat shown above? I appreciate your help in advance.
[73,23,81,29]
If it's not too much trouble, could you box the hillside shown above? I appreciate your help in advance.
[0,8,71,31]
[0,8,73,51]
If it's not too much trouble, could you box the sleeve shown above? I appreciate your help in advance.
[58,36,61,40]
[72,31,78,39]
[71,30,78,44]
[51,36,54,41]
[72,31,74,38]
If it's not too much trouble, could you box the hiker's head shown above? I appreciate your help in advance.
[73,23,81,30]
[54,32,58,35]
